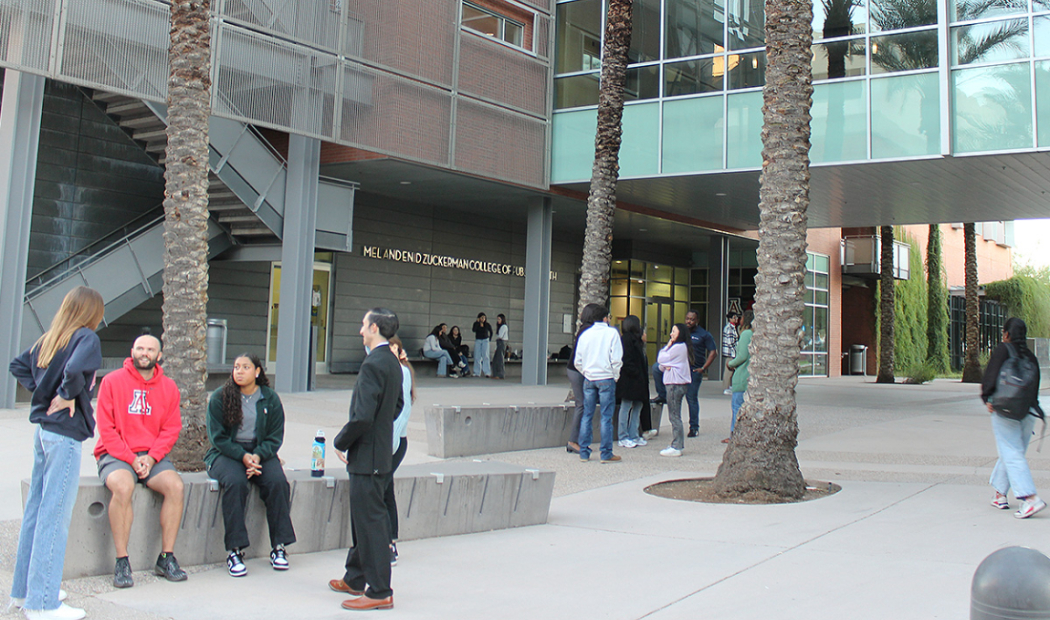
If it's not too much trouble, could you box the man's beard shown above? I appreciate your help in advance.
[134,357,157,370]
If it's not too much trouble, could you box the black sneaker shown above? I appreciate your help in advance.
[687,429,699,438]
[270,545,289,571]
[227,549,247,577]
[390,542,398,566]
[155,552,187,582]
[114,556,133,588]
[651,398,666,406]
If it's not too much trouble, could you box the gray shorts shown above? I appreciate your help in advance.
[97,452,176,485]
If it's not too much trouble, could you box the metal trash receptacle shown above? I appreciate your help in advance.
[850,344,867,375]
[206,318,228,367]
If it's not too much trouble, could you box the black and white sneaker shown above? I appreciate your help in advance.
[114,556,133,588]
[390,542,398,566]
[270,545,289,571]
[227,549,247,577]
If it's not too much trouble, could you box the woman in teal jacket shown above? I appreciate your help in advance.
[725,310,754,443]
[205,353,296,578]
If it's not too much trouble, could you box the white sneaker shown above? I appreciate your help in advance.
[642,430,658,440]
[723,389,732,395]
[633,437,647,446]
[1016,496,1047,519]
[10,591,67,610]
[660,446,682,457]
[23,603,85,620]
[618,439,637,448]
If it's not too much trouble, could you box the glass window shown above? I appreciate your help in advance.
[871,30,938,74]
[554,73,600,109]
[812,38,867,80]
[953,63,1033,152]
[871,72,941,158]
[727,90,763,168]
[813,0,866,41]
[950,0,1026,23]
[662,96,725,173]
[691,269,709,285]
[1036,61,1050,146]
[869,0,937,32]
[665,57,722,96]
[952,19,1029,65]
[550,109,597,182]
[555,0,603,74]
[728,51,766,89]
[463,2,527,48]
[624,64,662,101]
[810,79,868,163]
[647,263,673,282]
[728,0,764,49]
[666,0,725,59]
[1036,16,1050,58]
[621,102,661,176]
[630,0,663,64]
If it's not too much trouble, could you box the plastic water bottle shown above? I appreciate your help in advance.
[311,430,325,477]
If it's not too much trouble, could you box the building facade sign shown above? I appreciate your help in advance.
[361,245,557,280]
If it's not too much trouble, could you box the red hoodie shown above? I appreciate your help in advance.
[94,358,182,464]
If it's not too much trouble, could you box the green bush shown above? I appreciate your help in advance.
[905,358,937,384]
[985,265,1050,338]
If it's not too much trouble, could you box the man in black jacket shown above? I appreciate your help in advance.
[329,308,403,610]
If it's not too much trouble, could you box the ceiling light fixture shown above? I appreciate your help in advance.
[399,181,412,185]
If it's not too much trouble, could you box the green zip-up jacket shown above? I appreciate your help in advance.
[204,385,285,468]
[728,329,752,394]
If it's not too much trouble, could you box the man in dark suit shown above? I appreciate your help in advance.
[329,308,403,611]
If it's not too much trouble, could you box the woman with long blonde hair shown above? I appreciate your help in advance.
[9,286,104,620]
[385,335,414,565]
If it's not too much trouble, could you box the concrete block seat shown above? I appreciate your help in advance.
[28,461,554,579]
[427,404,579,458]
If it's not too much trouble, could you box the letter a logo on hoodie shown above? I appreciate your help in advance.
[128,390,152,416]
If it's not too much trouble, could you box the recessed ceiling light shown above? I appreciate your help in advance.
[715,192,726,197]
[639,228,647,232]
[399,181,412,185]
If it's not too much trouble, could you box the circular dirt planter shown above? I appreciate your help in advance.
[645,478,842,504]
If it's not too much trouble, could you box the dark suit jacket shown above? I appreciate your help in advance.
[335,344,404,475]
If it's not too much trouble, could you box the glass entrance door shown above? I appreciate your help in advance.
[266,262,332,376]
[645,296,673,363]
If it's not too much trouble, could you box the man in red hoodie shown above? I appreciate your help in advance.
[94,335,186,588]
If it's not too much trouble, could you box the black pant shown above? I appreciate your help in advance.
[492,340,506,378]
[639,397,653,433]
[344,472,393,599]
[208,450,296,551]
[385,438,407,540]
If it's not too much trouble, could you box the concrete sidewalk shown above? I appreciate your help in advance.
[2,375,1048,619]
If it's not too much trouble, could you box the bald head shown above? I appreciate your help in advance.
[131,335,162,376]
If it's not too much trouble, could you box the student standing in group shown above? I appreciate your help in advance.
[573,304,623,463]
[205,354,296,577]
[683,309,717,437]
[329,308,403,611]
[383,336,414,566]
[492,314,509,380]
[565,305,604,455]
[721,311,741,395]
[724,310,753,443]
[657,323,693,457]
[94,334,187,588]
[9,286,104,620]
[616,315,648,448]
[983,317,1045,519]
[472,313,493,378]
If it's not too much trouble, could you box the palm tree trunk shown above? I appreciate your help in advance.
[164,0,212,470]
[876,225,895,383]
[961,223,982,383]
[926,224,948,373]
[712,0,811,501]
[577,0,632,316]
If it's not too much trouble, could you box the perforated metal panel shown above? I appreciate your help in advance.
[213,23,337,138]
[0,0,56,72]
[533,12,551,60]
[220,0,342,54]
[458,32,549,117]
[518,0,553,13]
[454,97,547,187]
[59,0,168,101]
[348,0,457,88]
[338,64,452,166]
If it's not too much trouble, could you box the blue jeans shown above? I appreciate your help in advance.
[474,339,491,376]
[686,370,703,431]
[731,391,745,434]
[990,413,1037,498]
[579,378,616,460]
[618,400,642,442]
[12,428,82,611]
[651,362,666,401]
[423,349,453,376]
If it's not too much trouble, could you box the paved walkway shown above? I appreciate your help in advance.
[1,375,1047,619]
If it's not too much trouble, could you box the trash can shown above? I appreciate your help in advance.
[206,318,228,367]
[850,344,867,376]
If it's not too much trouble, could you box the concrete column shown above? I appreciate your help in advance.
[0,71,44,408]
[522,197,552,386]
[274,135,321,393]
[706,235,730,382]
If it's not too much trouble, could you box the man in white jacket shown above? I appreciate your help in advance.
[573,304,623,463]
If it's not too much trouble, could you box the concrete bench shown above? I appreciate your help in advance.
[26,461,554,579]
[426,404,579,458]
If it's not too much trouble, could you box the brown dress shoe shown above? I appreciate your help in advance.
[329,579,365,596]
[342,595,394,611]
[601,454,622,463]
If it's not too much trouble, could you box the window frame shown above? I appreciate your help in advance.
[462,1,529,50]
